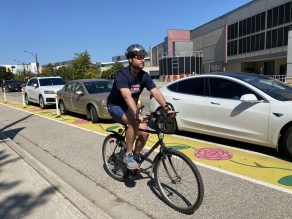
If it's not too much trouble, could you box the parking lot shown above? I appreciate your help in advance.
[0,90,292,218]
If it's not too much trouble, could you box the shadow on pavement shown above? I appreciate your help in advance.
[0,187,56,218]
[0,114,33,133]
[0,148,57,218]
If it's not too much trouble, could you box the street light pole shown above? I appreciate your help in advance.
[23,50,40,75]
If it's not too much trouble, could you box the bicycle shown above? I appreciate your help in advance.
[102,104,204,214]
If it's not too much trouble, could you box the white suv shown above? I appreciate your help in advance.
[24,76,65,109]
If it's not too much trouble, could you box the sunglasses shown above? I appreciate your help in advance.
[134,55,145,60]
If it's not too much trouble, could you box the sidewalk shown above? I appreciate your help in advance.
[0,133,111,219]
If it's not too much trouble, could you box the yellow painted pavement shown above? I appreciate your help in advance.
[1,99,292,191]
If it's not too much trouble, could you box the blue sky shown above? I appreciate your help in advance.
[1,0,251,65]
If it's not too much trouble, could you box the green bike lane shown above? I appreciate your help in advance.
[1,99,292,193]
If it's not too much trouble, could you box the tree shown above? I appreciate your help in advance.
[41,63,55,76]
[101,62,125,79]
[0,66,13,81]
[71,50,92,79]
[56,66,72,81]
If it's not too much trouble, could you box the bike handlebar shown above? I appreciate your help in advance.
[135,103,178,124]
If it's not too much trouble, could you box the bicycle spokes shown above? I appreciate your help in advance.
[154,150,204,214]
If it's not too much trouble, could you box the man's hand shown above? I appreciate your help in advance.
[164,106,176,118]
[138,113,148,124]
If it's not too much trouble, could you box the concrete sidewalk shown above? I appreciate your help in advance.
[0,133,111,219]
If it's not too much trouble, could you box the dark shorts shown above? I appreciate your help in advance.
[107,103,128,123]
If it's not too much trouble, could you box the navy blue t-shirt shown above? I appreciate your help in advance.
[107,66,156,107]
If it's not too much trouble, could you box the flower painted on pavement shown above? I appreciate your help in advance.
[72,119,90,124]
[195,148,232,160]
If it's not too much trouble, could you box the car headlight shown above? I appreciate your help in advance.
[44,90,56,94]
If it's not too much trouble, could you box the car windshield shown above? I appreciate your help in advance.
[39,78,65,86]
[6,80,20,85]
[240,75,292,101]
[84,81,113,94]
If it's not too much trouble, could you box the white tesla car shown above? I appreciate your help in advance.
[149,72,292,159]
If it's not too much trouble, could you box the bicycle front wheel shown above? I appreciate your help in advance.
[154,149,204,214]
[102,134,127,182]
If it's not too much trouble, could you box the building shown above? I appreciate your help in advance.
[0,63,39,75]
[100,57,160,78]
[151,0,292,82]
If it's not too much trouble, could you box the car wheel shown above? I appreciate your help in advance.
[88,105,98,123]
[25,93,31,105]
[155,108,177,134]
[59,100,67,115]
[282,126,292,160]
[39,96,46,109]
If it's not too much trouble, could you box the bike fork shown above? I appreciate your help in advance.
[162,155,181,183]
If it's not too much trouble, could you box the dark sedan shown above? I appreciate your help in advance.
[1,80,22,92]
[57,79,113,123]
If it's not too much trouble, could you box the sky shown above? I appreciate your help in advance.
[0,0,252,65]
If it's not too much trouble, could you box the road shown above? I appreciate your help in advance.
[0,90,292,219]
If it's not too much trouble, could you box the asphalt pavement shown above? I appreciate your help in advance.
[0,132,111,219]
[1,88,292,219]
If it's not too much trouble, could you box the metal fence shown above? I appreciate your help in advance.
[267,74,286,82]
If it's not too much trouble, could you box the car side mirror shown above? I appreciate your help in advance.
[240,94,262,103]
[33,83,38,88]
[75,90,84,95]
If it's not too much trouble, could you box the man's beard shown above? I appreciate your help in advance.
[131,62,144,71]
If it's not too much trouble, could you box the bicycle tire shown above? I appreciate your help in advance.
[153,149,204,214]
[102,134,127,182]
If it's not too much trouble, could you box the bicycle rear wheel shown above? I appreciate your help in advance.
[102,134,127,182]
[153,149,204,214]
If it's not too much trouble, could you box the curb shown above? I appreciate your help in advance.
[0,132,112,219]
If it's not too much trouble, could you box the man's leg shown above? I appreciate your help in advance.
[108,103,139,169]
[121,111,140,169]
[121,111,139,154]
[133,122,149,156]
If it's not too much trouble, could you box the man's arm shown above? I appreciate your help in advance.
[149,87,168,110]
[120,88,138,115]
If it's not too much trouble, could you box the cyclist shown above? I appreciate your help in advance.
[107,44,174,170]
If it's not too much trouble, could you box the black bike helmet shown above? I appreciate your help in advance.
[125,44,147,59]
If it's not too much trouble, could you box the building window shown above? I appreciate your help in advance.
[227,40,238,56]
[267,2,292,29]
[210,61,222,72]
[266,24,292,49]
[228,22,238,40]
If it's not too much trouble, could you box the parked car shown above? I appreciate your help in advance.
[24,76,65,109]
[150,72,292,159]
[1,80,22,92]
[57,79,113,123]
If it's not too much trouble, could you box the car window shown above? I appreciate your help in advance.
[74,82,84,92]
[27,79,34,86]
[64,82,75,93]
[208,78,262,100]
[168,78,205,96]
[6,80,19,85]
[34,79,39,86]
[84,80,113,94]
[39,78,65,86]
[167,82,178,92]
[242,76,292,101]
[28,78,38,86]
